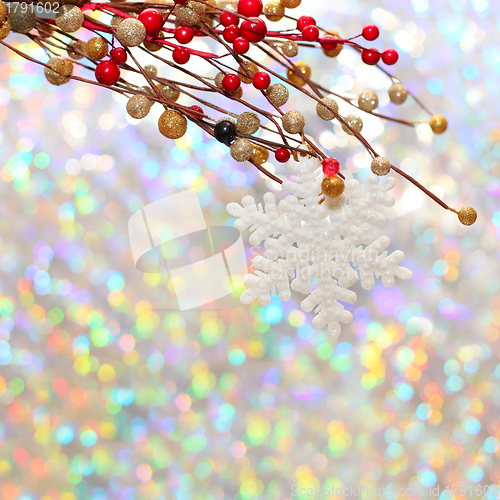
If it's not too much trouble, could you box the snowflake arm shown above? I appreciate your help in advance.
[301,278,357,338]
[240,255,294,305]
[353,236,413,290]
[227,192,284,246]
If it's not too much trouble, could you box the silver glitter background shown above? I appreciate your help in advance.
[0,1,499,499]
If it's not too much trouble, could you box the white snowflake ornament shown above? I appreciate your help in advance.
[227,155,412,337]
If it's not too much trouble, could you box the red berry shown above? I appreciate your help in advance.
[275,148,290,163]
[237,0,263,17]
[173,0,188,3]
[320,35,338,51]
[240,18,267,43]
[297,16,316,32]
[175,25,194,44]
[382,48,399,65]
[222,74,241,92]
[253,71,271,90]
[110,47,127,66]
[223,25,240,43]
[362,24,379,41]
[221,12,239,27]
[361,47,381,65]
[302,25,319,42]
[138,9,164,36]
[322,157,340,176]
[95,61,120,86]
[190,105,204,115]
[233,36,250,54]
[173,47,190,64]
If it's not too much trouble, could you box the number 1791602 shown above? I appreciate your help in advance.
[5,2,60,14]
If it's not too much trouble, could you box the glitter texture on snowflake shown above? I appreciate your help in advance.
[227,155,413,337]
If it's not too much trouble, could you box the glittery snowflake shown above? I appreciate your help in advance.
[227,155,413,337]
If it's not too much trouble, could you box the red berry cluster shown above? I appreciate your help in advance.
[93,7,192,84]
[95,7,164,86]
[296,17,398,67]
[220,0,267,58]
[214,1,272,91]
[360,24,399,66]
[92,0,400,168]
[296,16,319,42]
[216,1,275,92]
[95,47,127,86]
[221,70,271,93]
[223,18,267,46]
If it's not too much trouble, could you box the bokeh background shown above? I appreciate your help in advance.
[0,0,499,499]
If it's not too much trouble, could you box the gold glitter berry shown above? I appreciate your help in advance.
[287,61,311,87]
[265,83,289,107]
[174,1,205,26]
[281,40,298,57]
[0,19,10,40]
[230,139,254,162]
[38,24,55,38]
[8,6,37,34]
[457,207,477,226]
[203,0,217,27]
[388,82,408,105]
[55,5,84,33]
[237,112,260,135]
[226,86,243,99]
[322,177,344,198]
[157,84,180,102]
[371,157,391,176]
[358,90,378,112]
[238,62,258,84]
[282,111,305,135]
[116,18,147,47]
[144,64,158,77]
[44,57,72,86]
[111,15,122,28]
[67,41,86,60]
[144,32,165,52]
[56,58,73,77]
[86,37,109,60]
[281,0,301,7]
[214,72,225,88]
[316,97,338,121]
[430,114,448,134]
[342,114,363,135]
[264,1,285,22]
[251,144,269,165]
[140,86,156,104]
[127,95,152,119]
[217,116,236,125]
[158,110,188,139]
